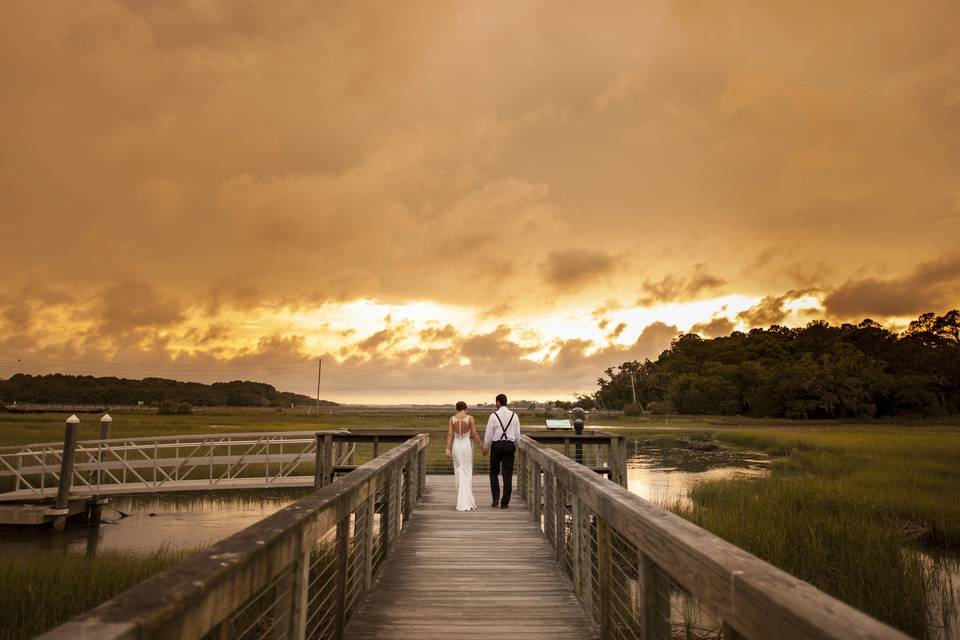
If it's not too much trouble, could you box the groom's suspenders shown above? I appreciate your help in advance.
[494,411,516,441]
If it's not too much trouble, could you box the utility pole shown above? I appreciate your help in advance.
[315,358,322,416]
[629,371,637,405]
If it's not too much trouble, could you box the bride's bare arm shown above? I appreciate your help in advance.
[470,416,484,452]
[445,418,453,457]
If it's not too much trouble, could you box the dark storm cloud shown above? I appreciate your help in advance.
[737,289,817,328]
[541,250,617,292]
[637,265,726,306]
[691,317,736,338]
[97,282,187,336]
[824,256,960,319]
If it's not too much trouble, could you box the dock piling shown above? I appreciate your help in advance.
[52,415,80,531]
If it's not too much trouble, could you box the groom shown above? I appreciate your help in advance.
[483,393,521,509]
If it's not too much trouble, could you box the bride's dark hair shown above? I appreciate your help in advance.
[455,401,467,411]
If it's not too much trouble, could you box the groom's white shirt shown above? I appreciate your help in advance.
[484,406,521,448]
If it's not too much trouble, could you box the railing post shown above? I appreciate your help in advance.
[639,553,671,640]
[53,415,80,531]
[364,490,375,592]
[96,413,112,489]
[571,495,582,599]
[321,434,334,487]
[209,620,230,640]
[390,463,401,545]
[597,518,611,640]
[515,446,523,499]
[274,546,306,640]
[403,462,413,524]
[616,436,628,487]
[608,436,621,486]
[554,476,563,561]
[532,462,541,525]
[314,434,323,487]
[418,445,426,501]
[408,458,416,520]
[334,516,349,639]
[288,547,310,640]
[581,513,595,625]
[382,469,393,548]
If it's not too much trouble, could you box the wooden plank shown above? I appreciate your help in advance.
[348,476,597,640]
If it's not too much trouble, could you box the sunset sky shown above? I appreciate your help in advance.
[1,1,959,403]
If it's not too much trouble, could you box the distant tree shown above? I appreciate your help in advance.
[587,310,960,419]
[0,374,333,408]
[573,395,597,410]
[158,400,179,415]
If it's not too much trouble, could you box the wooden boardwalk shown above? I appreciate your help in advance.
[348,475,597,640]
[36,433,910,640]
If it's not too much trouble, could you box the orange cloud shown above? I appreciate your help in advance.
[1,1,958,399]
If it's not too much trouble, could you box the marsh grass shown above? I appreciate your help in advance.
[668,427,960,637]
[0,545,192,640]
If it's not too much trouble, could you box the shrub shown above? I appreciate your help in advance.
[623,402,645,416]
[157,400,178,415]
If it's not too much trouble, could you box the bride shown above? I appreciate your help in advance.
[445,401,483,511]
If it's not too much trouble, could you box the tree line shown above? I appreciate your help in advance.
[591,310,960,419]
[0,373,334,409]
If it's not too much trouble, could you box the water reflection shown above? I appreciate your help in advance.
[0,489,306,556]
[622,434,769,506]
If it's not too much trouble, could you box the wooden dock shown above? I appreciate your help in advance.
[0,497,102,526]
[37,432,911,640]
[348,475,597,640]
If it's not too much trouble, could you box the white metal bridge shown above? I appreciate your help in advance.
[0,431,366,502]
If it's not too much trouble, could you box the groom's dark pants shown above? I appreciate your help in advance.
[489,440,516,507]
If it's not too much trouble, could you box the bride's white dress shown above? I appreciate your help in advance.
[452,420,477,511]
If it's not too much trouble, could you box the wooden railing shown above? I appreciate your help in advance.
[38,433,429,640]
[314,431,427,485]
[516,435,910,640]
[525,431,628,487]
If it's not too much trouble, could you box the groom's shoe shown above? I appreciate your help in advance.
[490,502,499,508]
[500,504,509,509]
